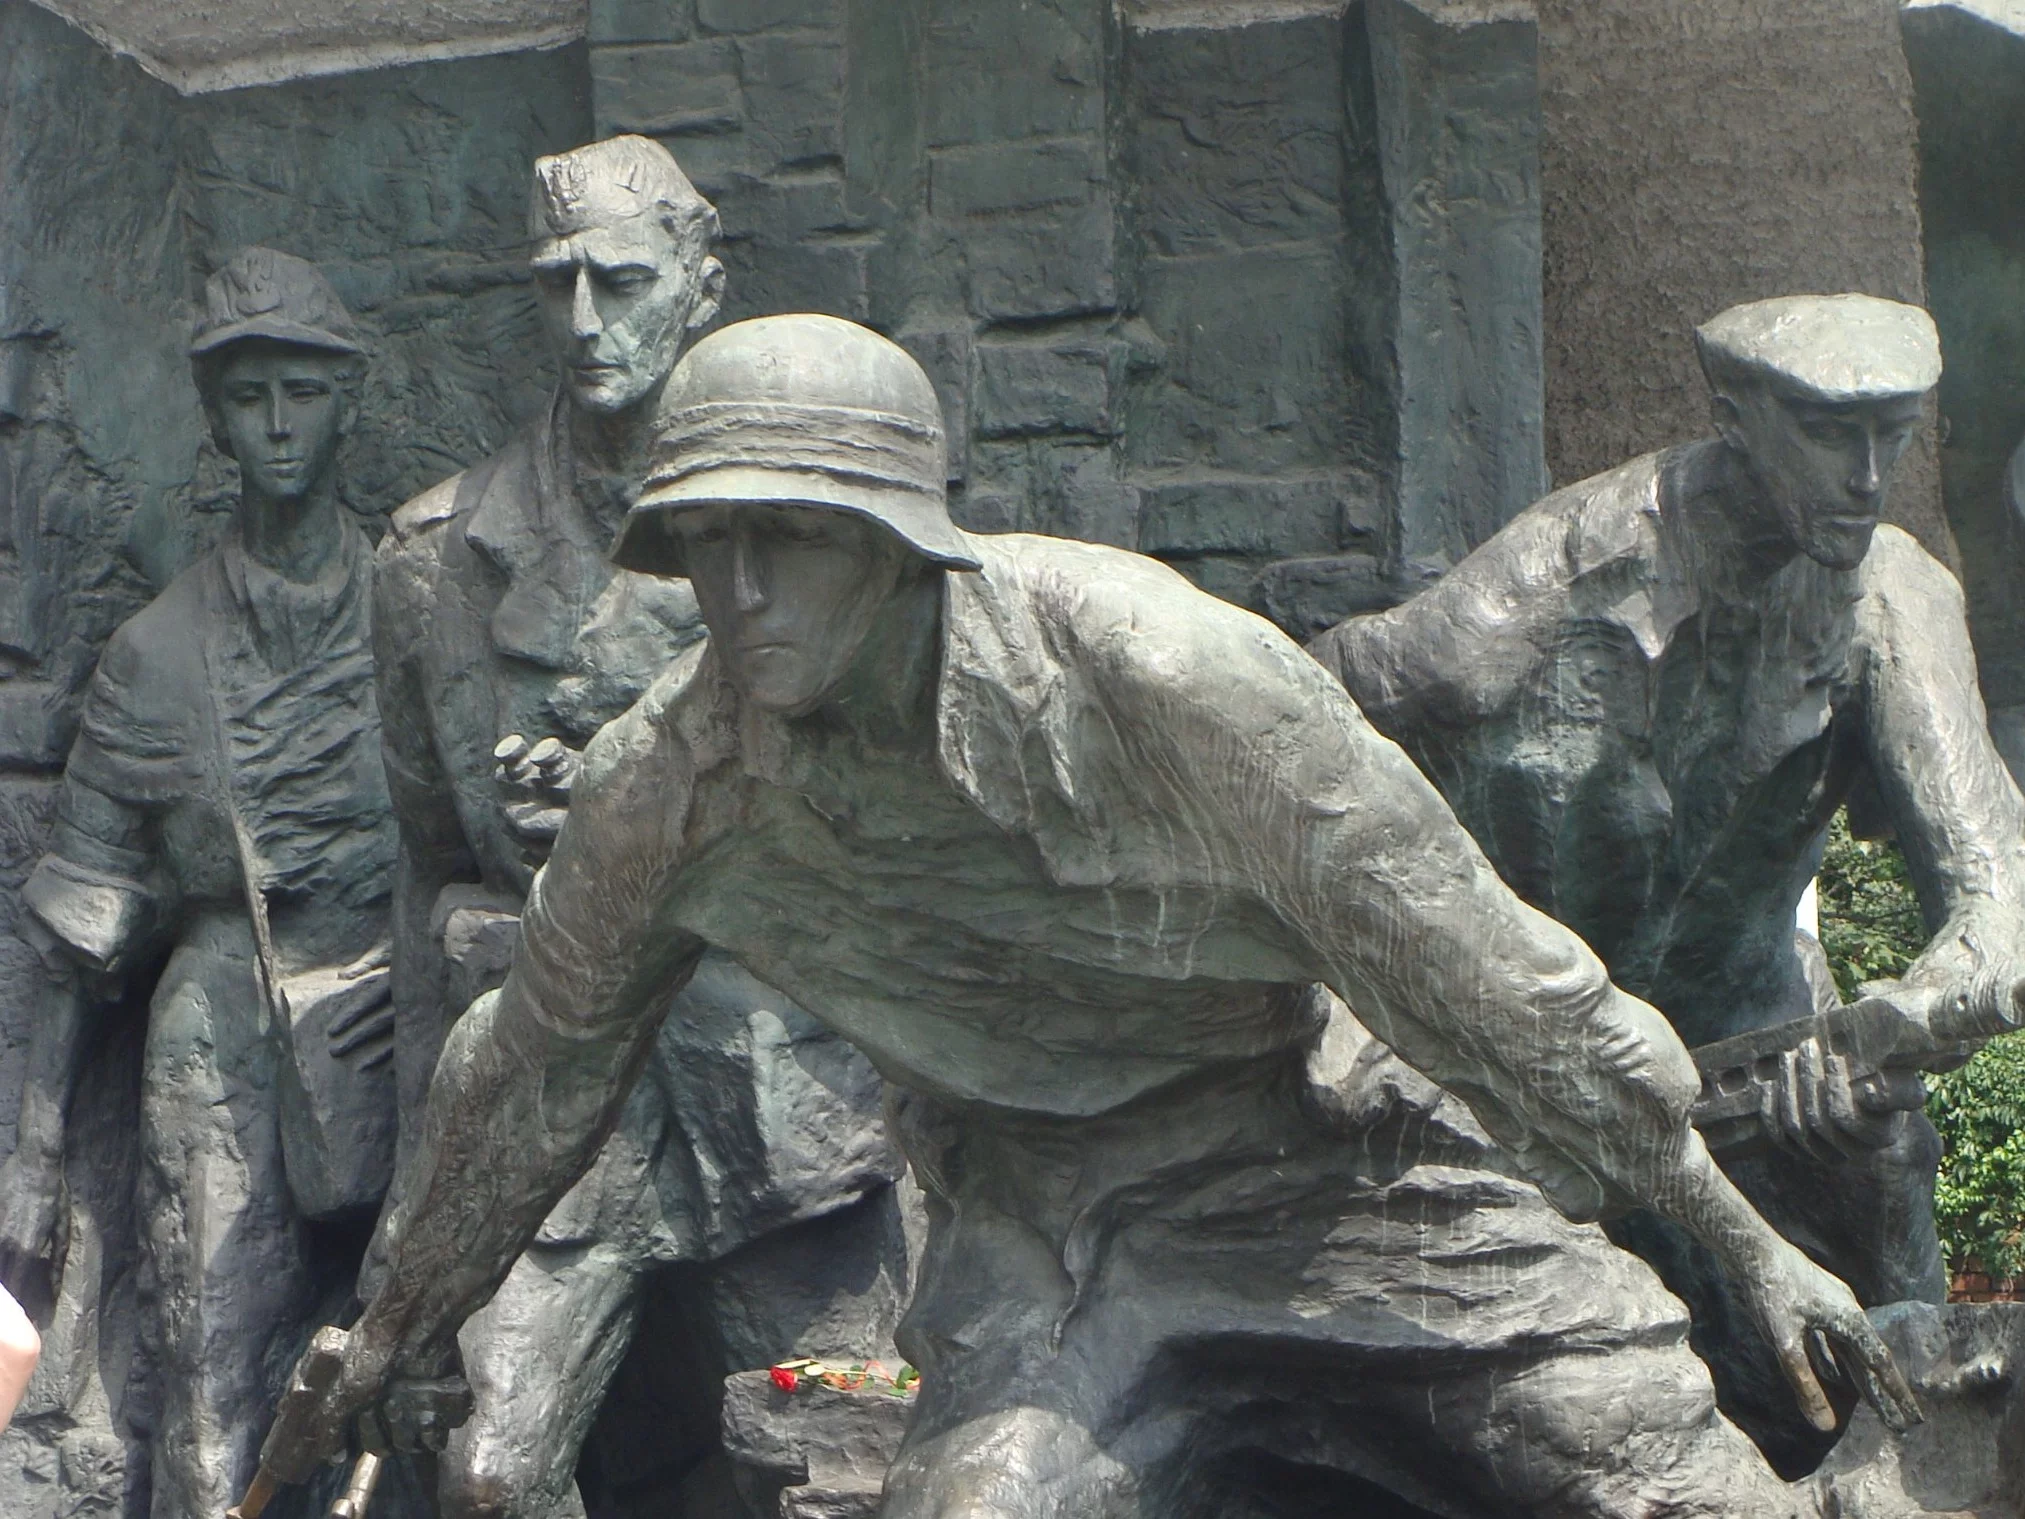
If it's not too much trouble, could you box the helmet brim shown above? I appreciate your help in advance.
[612,465,982,577]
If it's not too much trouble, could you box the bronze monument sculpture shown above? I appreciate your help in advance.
[244,313,1968,1519]
[0,247,399,1518]
[1312,293,2025,1472]
[372,137,909,1519]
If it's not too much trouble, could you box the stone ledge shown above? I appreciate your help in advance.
[721,1370,913,1518]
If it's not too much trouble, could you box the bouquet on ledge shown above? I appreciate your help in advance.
[768,1358,920,1397]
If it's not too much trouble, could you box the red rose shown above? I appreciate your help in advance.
[769,1366,799,1393]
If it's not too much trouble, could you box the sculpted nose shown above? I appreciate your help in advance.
[731,530,769,613]
[267,389,290,439]
[1850,435,1883,498]
[571,268,602,342]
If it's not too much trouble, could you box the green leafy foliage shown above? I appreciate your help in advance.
[1817,811,2025,1278]
[1816,812,1922,1003]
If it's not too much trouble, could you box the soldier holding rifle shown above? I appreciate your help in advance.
[1313,294,2025,1469]
[241,315,1958,1519]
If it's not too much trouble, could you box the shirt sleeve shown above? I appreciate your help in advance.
[27,630,173,972]
[1083,557,1700,1223]
[1857,529,2025,940]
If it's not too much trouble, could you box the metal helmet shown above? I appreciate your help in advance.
[190,246,363,359]
[612,313,980,577]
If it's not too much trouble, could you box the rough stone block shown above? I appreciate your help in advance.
[894,328,972,482]
[590,0,693,45]
[1245,551,1440,642]
[1369,0,1545,562]
[1127,248,1349,477]
[592,39,741,137]
[0,683,68,769]
[720,1370,911,1518]
[740,31,846,169]
[723,172,861,242]
[1136,473,1365,560]
[1124,8,1347,257]
[651,127,757,193]
[721,235,876,324]
[974,337,1113,439]
[1819,1303,2025,1514]
[967,200,1117,323]
[699,0,842,32]
[929,137,1103,219]
[922,0,1104,147]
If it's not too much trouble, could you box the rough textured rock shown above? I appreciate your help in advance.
[720,1372,912,1519]
[586,0,1549,633]
[25,0,586,94]
[1902,2,2025,731]
[1535,0,1949,561]
[1820,1302,2025,1515]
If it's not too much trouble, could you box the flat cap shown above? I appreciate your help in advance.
[191,246,362,359]
[1696,293,1940,403]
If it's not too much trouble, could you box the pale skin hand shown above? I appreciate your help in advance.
[0,1283,40,1431]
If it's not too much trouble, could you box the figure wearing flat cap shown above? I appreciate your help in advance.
[1312,293,2025,1470]
[254,313,1963,1519]
[0,248,399,1517]
[372,137,906,1519]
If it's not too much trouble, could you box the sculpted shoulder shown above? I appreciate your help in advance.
[385,470,466,557]
[578,638,728,796]
[974,532,1346,729]
[1856,522,1963,612]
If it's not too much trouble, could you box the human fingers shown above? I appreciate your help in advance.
[1827,1311,1921,1434]
[1798,1039,1829,1141]
[1779,1048,1809,1149]
[1774,1321,1837,1432]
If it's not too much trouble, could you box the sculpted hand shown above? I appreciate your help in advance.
[493,734,580,855]
[0,1148,63,1297]
[1759,1035,1926,1160]
[1739,1235,1920,1436]
[255,1323,472,1489]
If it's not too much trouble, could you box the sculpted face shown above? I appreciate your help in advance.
[531,181,719,416]
[211,342,351,503]
[673,503,909,714]
[1722,381,1924,571]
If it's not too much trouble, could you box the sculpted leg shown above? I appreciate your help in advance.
[439,1242,649,1519]
[139,939,315,1519]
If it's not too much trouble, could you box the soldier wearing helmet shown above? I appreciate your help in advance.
[0,247,399,1518]
[372,139,908,1518]
[269,313,1938,1518]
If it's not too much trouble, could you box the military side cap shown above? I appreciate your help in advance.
[190,247,362,358]
[1695,293,1940,403]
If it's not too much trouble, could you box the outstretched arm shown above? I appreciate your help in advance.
[262,668,710,1481]
[1088,561,1917,1432]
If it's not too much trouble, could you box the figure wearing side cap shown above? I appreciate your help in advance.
[0,249,398,1517]
[373,138,908,1519]
[1312,294,2025,1470]
[259,314,1955,1519]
